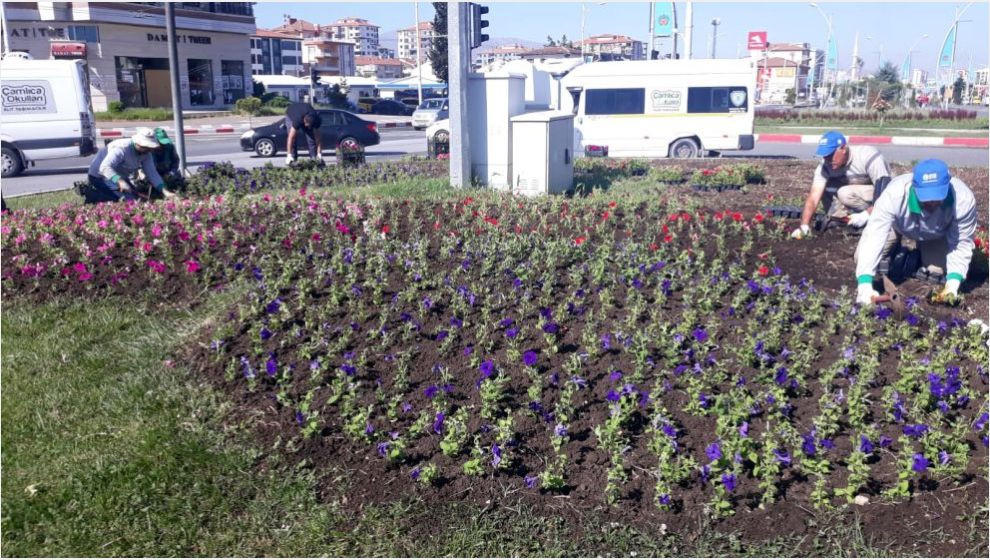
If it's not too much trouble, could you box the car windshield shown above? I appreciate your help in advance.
[419,99,444,110]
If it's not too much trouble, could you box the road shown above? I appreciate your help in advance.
[3,130,987,197]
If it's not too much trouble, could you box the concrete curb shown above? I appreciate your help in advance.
[755,133,988,148]
[97,121,414,139]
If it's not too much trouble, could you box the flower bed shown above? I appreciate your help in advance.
[4,187,986,533]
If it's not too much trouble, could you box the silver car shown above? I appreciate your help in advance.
[412,98,449,130]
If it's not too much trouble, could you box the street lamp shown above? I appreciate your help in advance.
[709,18,720,59]
[902,33,928,85]
[809,2,834,108]
[580,2,607,61]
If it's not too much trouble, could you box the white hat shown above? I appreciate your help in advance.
[131,127,160,149]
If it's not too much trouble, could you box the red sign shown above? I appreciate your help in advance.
[747,31,768,51]
[51,42,86,59]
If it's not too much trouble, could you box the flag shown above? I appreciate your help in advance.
[937,26,955,70]
[826,36,837,71]
[653,2,675,38]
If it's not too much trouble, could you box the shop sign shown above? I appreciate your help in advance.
[9,27,66,39]
[146,33,212,45]
[51,42,87,59]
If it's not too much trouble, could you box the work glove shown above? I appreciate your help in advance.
[846,210,870,228]
[856,283,879,306]
[929,278,963,306]
[318,155,326,165]
[162,189,178,199]
[790,224,811,239]
[285,153,296,165]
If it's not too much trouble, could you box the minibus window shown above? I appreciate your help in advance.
[585,88,645,115]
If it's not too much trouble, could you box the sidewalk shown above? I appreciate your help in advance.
[95,114,415,139]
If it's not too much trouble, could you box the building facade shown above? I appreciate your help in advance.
[519,46,582,62]
[2,1,254,110]
[753,43,813,103]
[377,45,395,59]
[577,34,645,61]
[271,17,321,39]
[250,29,303,77]
[354,55,403,79]
[911,69,929,88]
[473,43,529,67]
[303,37,355,77]
[328,17,379,57]
[397,21,434,60]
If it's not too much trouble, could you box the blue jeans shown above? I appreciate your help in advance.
[285,116,319,159]
[86,175,137,204]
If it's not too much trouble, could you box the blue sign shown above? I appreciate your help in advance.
[937,26,955,70]
[653,2,675,37]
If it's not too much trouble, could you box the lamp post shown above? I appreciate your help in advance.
[580,2,607,62]
[709,18,720,59]
[809,2,833,108]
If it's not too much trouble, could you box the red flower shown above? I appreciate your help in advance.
[311,232,322,242]
[649,243,659,251]
[185,260,201,274]
[753,213,765,223]
[381,224,391,235]
[732,212,743,222]
[608,201,617,208]
[663,234,673,243]
[601,211,610,221]
[433,221,442,230]
[758,265,770,277]
[574,236,586,246]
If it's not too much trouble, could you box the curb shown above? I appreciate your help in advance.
[97,121,414,139]
[755,133,988,148]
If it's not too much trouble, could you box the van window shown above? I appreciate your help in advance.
[687,86,748,113]
[585,88,645,115]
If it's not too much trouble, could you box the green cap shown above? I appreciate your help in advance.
[154,127,172,145]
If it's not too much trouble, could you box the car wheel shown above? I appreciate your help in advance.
[669,137,700,159]
[338,136,362,151]
[254,138,277,157]
[1,145,24,178]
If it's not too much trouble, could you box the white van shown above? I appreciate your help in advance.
[559,59,756,158]
[1,58,97,177]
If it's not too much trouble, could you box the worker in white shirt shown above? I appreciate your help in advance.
[791,131,892,239]
[854,159,977,306]
[85,128,175,203]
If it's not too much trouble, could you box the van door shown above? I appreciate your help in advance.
[576,87,646,157]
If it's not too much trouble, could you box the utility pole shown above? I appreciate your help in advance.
[165,3,186,175]
[1,2,11,56]
[709,18,719,59]
[448,1,471,188]
[682,0,691,59]
[648,2,654,59]
[414,1,424,105]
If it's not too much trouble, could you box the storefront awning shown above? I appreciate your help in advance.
[51,42,86,59]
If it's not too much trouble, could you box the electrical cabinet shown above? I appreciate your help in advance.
[510,111,575,196]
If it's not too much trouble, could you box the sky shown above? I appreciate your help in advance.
[254,1,989,75]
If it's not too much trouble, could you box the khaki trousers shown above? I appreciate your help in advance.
[855,234,949,275]
[823,183,874,218]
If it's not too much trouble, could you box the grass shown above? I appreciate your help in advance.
[94,107,177,121]
[756,125,989,138]
[3,178,985,557]
[5,189,80,211]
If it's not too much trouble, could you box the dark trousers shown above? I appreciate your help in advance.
[86,175,136,204]
[285,117,319,159]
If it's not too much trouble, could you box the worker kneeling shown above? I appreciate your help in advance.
[854,159,977,306]
[791,131,892,239]
[85,128,175,204]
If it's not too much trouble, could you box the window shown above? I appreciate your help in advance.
[687,86,748,113]
[585,88,644,115]
[68,25,99,43]
[188,58,215,105]
[282,55,299,66]
[221,60,245,104]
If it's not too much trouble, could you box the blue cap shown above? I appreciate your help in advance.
[815,131,847,157]
[912,159,952,202]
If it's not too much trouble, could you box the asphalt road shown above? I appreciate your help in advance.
[3,130,987,197]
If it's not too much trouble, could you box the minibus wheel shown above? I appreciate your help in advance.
[669,138,700,159]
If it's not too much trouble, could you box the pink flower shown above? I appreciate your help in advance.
[151,224,163,238]
[147,260,167,274]
[184,260,201,274]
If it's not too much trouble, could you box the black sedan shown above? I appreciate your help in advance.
[370,99,414,116]
[240,110,381,157]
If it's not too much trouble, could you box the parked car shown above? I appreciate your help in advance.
[412,98,449,130]
[370,99,414,116]
[239,109,380,157]
[399,98,421,111]
[357,97,380,113]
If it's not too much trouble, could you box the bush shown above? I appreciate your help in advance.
[265,95,292,108]
[235,96,262,117]
[107,101,125,114]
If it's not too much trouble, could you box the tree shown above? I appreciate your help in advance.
[952,76,966,104]
[429,2,449,84]
[545,35,556,47]
[875,61,900,84]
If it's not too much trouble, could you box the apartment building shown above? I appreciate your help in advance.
[327,17,379,57]
[303,37,355,77]
[354,55,403,79]
[576,34,645,61]
[250,29,303,76]
[397,21,434,60]
[473,44,529,67]
[271,16,321,39]
[1,1,254,110]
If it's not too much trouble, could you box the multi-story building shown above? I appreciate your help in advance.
[576,34,644,61]
[377,45,396,59]
[1,1,254,110]
[473,44,529,67]
[397,21,434,60]
[251,29,304,76]
[752,43,813,103]
[354,55,404,79]
[911,69,929,88]
[303,37,355,78]
[519,46,582,62]
[271,16,321,39]
[327,17,379,57]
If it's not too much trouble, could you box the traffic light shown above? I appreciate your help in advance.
[470,3,489,49]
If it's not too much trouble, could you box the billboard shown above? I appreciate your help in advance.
[747,31,768,51]
[653,3,675,38]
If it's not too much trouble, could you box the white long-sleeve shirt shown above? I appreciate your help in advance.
[88,138,164,189]
[855,173,977,284]
[812,145,890,189]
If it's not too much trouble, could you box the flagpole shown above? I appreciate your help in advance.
[648,2,655,59]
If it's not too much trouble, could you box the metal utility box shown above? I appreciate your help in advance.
[510,111,575,196]
[468,72,526,189]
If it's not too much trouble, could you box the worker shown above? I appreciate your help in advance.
[85,128,175,204]
[284,101,324,165]
[152,127,181,181]
[854,159,977,306]
[791,131,892,239]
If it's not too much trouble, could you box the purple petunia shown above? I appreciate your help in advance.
[706,441,723,462]
[610,370,623,383]
[693,327,708,343]
[570,375,588,389]
[422,296,433,310]
[424,384,439,399]
[295,410,305,426]
[662,424,677,439]
[260,327,273,341]
[554,423,568,438]
[522,350,539,367]
[436,330,449,342]
[721,472,737,492]
[377,441,389,456]
[266,356,278,377]
[658,494,671,506]
[939,450,950,465]
[433,411,445,435]
[525,474,538,488]
[491,443,502,468]
[773,448,792,465]
[601,333,612,350]
[499,317,514,329]
[859,436,874,454]
[739,422,749,438]
[265,298,281,314]
[912,453,930,473]
[450,317,464,329]
[698,393,712,409]
[975,412,990,432]
[606,390,620,402]
[802,434,817,457]
[878,436,893,448]
[410,467,422,481]
[903,424,929,438]
[480,360,495,378]
[505,327,519,339]
[365,422,375,436]
[543,322,559,334]
[340,363,357,376]
[774,367,789,386]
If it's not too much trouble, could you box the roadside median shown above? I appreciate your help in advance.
[755,133,988,148]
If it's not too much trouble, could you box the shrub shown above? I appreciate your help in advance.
[235,96,262,117]
[265,95,292,108]
[690,166,745,187]
[650,166,685,183]
[107,101,125,114]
